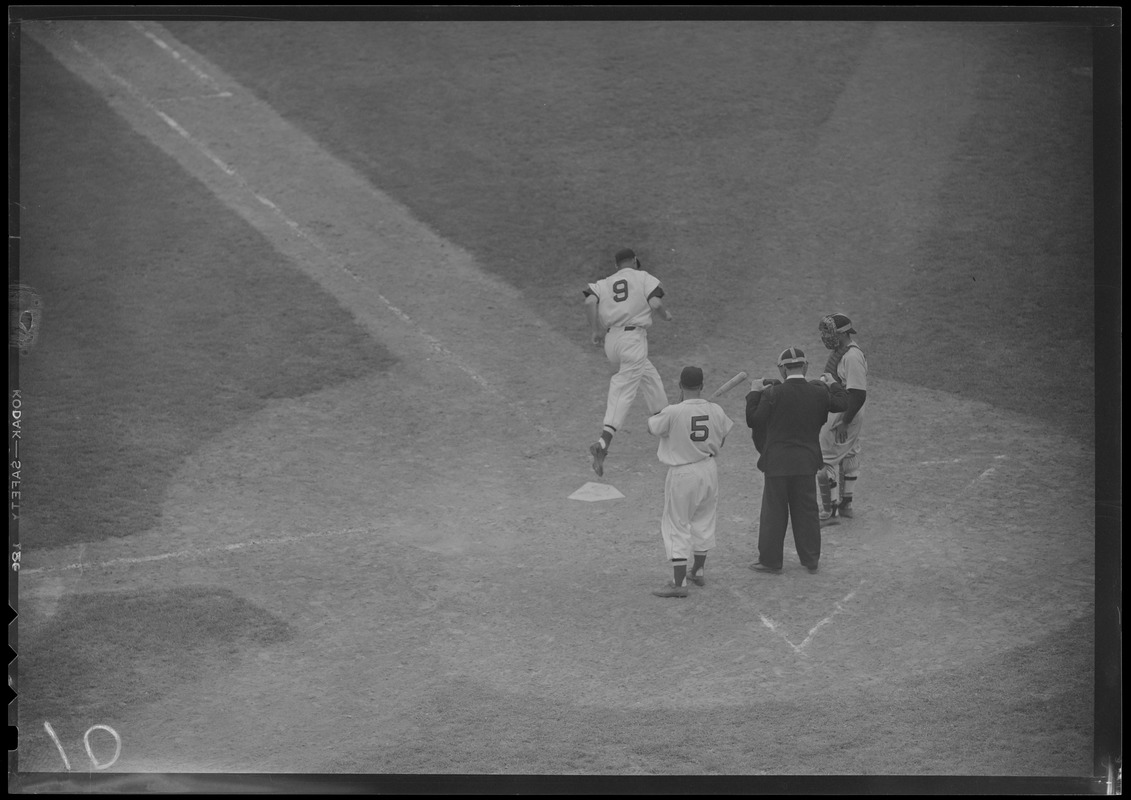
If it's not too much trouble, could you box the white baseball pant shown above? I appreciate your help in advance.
[660,458,719,561]
[602,328,667,434]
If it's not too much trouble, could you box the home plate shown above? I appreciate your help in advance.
[569,482,625,502]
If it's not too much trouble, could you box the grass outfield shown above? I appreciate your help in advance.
[169,21,1095,443]
[18,36,397,549]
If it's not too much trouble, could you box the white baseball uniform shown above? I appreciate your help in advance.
[648,398,735,562]
[585,266,669,437]
[820,342,867,501]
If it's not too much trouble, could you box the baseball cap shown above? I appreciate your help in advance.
[827,313,856,334]
[777,347,808,366]
[614,248,637,265]
[679,366,704,389]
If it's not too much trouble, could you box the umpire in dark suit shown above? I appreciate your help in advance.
[747,347,849,574]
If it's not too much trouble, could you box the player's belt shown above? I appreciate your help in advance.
[672,454,714,467]
[608,326,637,332]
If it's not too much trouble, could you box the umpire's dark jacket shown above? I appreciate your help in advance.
[746,377,849,476]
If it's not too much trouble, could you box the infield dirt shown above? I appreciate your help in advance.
[16,19,1096,777]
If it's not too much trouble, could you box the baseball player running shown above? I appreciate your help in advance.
[647,366,735,598]
[816,313,868,523]
[583,248,673,477]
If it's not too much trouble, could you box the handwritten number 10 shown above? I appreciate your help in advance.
[43,721,122,770]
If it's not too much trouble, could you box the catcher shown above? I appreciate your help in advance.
[816,313,868,523]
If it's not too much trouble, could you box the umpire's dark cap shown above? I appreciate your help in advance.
[830,313,856,334]
[679,366,704,389]
[614,248,637,265]
[777,347,808,367]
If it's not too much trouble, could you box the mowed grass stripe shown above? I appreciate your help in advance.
[18,36,397,550]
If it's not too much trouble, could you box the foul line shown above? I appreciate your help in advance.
[45,22,553,440]
[129,21,232,97]
[20,527,375,576]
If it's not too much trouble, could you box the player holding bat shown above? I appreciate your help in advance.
[646,366,735,598]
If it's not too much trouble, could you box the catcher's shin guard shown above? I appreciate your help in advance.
[841,454,858,502]
[817,470,835,518]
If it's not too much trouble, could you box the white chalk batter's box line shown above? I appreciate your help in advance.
[728,582,865,655]
[918,454,1008,466]
[19,526,377,576]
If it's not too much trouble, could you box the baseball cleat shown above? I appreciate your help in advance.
[652,581,689,598]
[838,500,854,518]
[805,564,820,574]
[819,515,839,527]
[749,562,782,574]
[687,570,706,587]
[589,443,607,477]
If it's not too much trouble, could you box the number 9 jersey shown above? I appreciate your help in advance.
[586,266,664,329]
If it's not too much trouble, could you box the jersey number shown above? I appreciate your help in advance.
[612,279,629,302]
[690,415,709,442]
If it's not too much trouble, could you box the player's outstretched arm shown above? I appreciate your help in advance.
[745,386,765,429]
[584,294,604,344]
[648,296,673,322]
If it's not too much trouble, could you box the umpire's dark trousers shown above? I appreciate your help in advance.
[758,473,821,569]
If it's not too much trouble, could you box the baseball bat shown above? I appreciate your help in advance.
[708,371,748,400]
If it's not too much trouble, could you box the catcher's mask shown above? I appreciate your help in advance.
[819,313,855,350]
